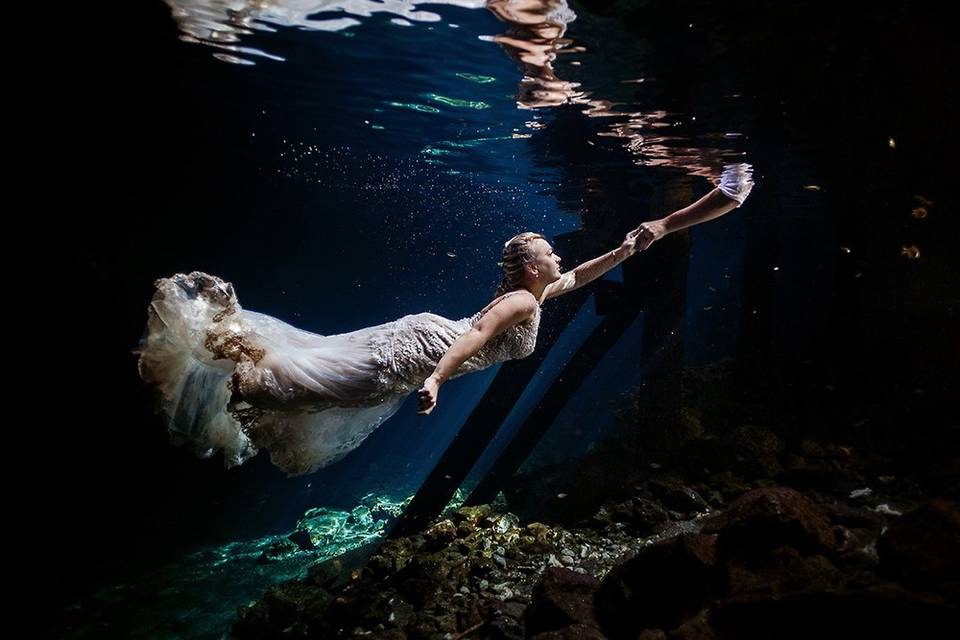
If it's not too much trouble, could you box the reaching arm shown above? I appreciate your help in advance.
[540,229,641,303]
[417,292,539,414]
[652,164,754,239]
[542,166,753,303]
[661,187,741,235]
[540,181,748,303]
[628,185,746,254]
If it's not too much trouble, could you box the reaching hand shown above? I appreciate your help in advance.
[620,228,641,258]
[417,376,440,415]
[634,219,668,252]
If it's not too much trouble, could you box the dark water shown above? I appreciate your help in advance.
[49,1,956,637]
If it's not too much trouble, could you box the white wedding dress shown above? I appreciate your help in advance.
[136,164,751,478]
[136,275,541,477]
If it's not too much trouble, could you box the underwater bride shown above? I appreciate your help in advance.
[135,164,753,477]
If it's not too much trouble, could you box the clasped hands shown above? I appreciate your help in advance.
[621,218,668,258]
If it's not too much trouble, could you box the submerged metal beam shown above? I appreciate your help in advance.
[465,285,638,507]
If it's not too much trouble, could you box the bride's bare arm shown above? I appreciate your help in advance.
[540,231,639,303]
[541,177,749,304]
[434,293,538,384]
[417,292,538,414]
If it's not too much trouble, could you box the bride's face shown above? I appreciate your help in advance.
[531,239,562,282]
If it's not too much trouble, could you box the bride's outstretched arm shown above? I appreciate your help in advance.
[542,165,753,303]
[540,229,640,303]
[417,293,539,415]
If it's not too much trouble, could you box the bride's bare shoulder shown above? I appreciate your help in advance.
[477,290,539,322]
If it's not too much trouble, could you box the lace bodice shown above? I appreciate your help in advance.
[370,291,541,396]
[467,294,542,367]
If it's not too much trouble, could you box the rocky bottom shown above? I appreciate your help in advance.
[231,440,960,639]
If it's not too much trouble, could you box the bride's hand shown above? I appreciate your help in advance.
[634,219,668,252]
[417,376,440,415]
[619,228,640,258]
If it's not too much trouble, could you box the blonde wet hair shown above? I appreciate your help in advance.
[495,231,546,297]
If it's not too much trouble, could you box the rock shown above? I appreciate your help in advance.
[831,524,876,555]
[497,600,528,620]
[647,478,709,513]
[467,554,498,579]
[700,487,839,562]
[800,439,853,459]
[821,501,887,531]
[877,499,960,588]
[601,495,670,535]
[706,472,754,502]
[698,425,783,478]
[720,425,784,478]
[725,547,847,597]
[422,519,457,552]
[387,596,414,627]
[587,505,614,529]
[525,566,602,636]
[491,581,515,600]
[595,533,723,636]
[321,582,398,633]
[311,541,384,588]
[452,505,493,527]
[258,538,301,563]
[406,610,457,640]
[265,581,332,619]
[776,455,845,492]
[487,614,525,640]
[394,551,465,608]
[838,543,881,583]
[480,512,520,534]
[518,523,558,554]
[709,490,726,506]
[709,586,960,639]
[668,607,718,640]
[632,496,675,534]
[529,623,608,639]
[874,503,903,516]
[665,486,709,513]
[232,600,274,639]
[607,499,635,523]
[453,595,484,630]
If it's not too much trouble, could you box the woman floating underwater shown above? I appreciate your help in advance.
[136,165,753,477]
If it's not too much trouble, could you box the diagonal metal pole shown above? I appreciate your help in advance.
[465,285,639,507]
